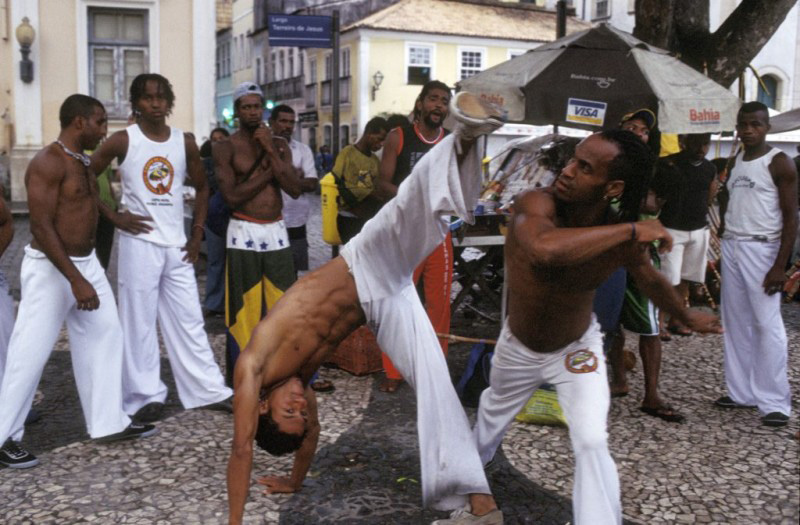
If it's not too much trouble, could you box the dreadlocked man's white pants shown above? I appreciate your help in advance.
[0,246,131,443]
[474,319,621,525]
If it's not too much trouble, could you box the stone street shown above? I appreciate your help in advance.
[1,197,798,524]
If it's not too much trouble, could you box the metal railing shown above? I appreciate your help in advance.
[262,76,304,102]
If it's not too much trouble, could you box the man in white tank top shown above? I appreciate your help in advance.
[92,74,232,423]
[717,101,798,427]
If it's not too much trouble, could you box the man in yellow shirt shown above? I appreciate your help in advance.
[334,117,390,243]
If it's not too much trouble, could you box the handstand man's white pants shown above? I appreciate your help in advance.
[341,134,490,510]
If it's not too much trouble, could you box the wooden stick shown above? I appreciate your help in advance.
[437,332,498,345]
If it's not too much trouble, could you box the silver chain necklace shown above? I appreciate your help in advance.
[55,140,91,167]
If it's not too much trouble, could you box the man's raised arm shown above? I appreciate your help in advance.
[26,154,98,311]
[511,190,673,267]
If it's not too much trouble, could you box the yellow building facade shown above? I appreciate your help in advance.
[0,0,216,204]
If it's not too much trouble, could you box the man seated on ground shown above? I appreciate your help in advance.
[227,92,506,525]
[473,130,722,525]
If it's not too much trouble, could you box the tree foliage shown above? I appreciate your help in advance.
[633,0,797,88]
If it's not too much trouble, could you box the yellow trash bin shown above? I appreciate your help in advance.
[320,172,341,245]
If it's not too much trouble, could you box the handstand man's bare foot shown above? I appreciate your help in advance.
[379,377,403,393]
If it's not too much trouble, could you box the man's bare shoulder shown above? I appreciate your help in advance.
[513,187,557,216]
[769,149,797,177]
[28,144,65,177]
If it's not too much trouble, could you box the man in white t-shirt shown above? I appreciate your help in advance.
[91,74,232,423]
[268,105,319,277]
[717,101,798,427]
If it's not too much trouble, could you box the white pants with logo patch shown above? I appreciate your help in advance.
[0,246,131,442]
[721,238,790,416]
[474,318,621,525]
[0,269,15,385]
[118,235,232,414]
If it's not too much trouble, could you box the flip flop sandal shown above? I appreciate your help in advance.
[640,405,685,423]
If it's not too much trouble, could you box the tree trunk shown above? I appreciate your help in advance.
[705,0,796,87]
[634,0,796,88]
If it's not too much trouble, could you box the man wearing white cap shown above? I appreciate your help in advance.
[213,82,316,385]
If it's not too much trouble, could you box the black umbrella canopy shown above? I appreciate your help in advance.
[459,23,740,133]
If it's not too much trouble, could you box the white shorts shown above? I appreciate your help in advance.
[660,227,710,285]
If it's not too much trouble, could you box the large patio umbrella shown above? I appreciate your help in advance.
[458,23,740,133]
[768,107,800,133]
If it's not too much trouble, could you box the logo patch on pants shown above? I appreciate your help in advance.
[565,349,598,374]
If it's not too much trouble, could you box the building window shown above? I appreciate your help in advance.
[757,74,779,109]
[255,57,262,85]
[278,50,284,80]
[407,44,432,85]
[323,124,332,148]
[309,56,317,83]
[340,125,350,150]
[288,48,295,78]
[88,7,148,119]
[340,47,350,77]
[593,0,610,19]
[324,54,332,80]
[270,50,277,81]
[458,48,485,80]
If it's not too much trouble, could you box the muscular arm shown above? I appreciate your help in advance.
[26,153,98,310]
[764,152,799,294]
[512,190,672,267]
[183,134,208,263]
[213,140,271,209]
[227,354,262,525]
[0,191,14,257]
[374,128,401,200]
[90,130,128,175]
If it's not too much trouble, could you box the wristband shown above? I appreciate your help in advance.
[630,222,637,241]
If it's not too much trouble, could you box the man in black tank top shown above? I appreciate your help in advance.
[376,81,453,393]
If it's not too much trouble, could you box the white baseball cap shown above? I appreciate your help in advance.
[234,82,264,103]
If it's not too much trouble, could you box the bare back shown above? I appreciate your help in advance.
[27,144,99,255]
[505,189,631,353]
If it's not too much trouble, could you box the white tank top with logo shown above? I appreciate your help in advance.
[724,147,783,239]
[118,124,187,247]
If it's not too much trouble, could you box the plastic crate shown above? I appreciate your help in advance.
[329,325,383,376]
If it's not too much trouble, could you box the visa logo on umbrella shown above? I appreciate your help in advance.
[566,98,607,127]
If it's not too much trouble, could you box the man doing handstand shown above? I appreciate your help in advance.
[227,93,505,525]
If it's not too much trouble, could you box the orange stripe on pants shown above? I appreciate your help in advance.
[382,231,453,380]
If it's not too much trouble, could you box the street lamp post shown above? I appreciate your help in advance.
[15,17,36,83]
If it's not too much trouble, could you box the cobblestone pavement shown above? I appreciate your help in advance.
[1,197,798,524]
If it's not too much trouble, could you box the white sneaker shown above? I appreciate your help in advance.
[450,92,506,142]
[432,506,504,524]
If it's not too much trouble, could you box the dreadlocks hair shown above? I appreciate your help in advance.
[59,94,104,129]
[254,412,307,456]
[129,73,175,116]
[598,129,655,223]
[413,80,451,121]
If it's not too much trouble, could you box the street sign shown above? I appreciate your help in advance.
[298,110,319,128]
[268,14,332,48]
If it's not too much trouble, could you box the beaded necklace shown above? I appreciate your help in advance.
[55,140,91,167]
